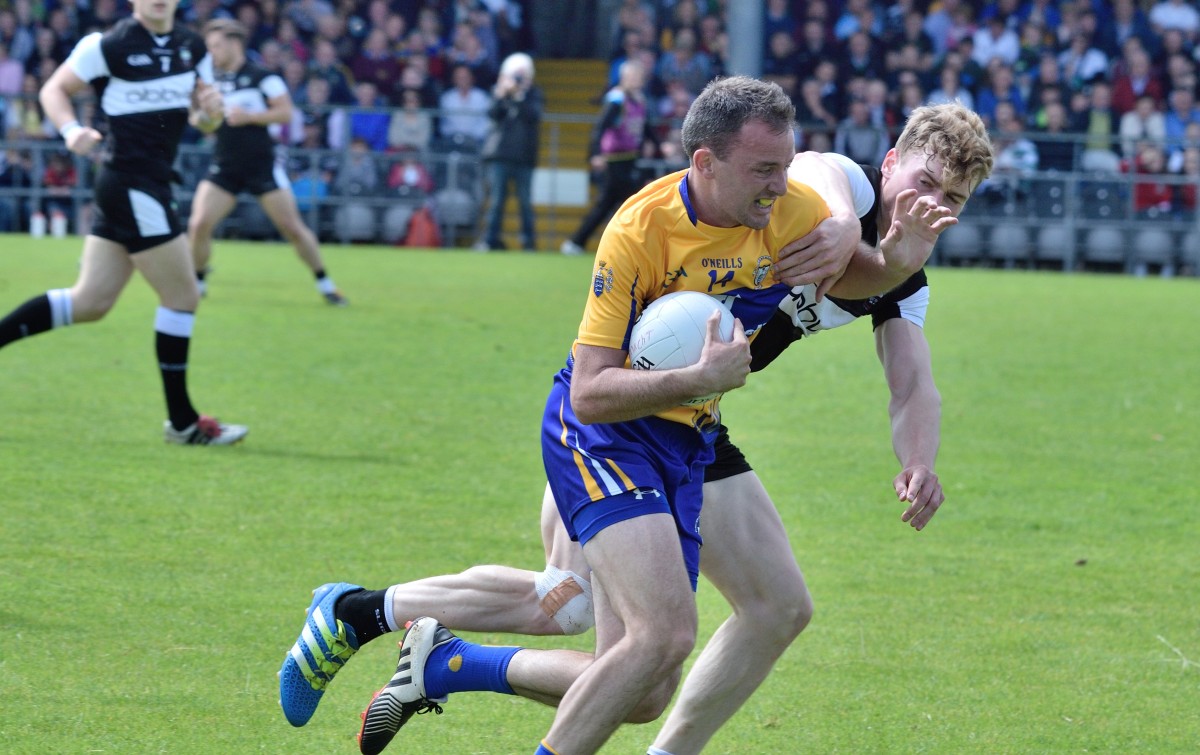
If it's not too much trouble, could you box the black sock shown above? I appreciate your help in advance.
[334,588,389,645]
[157,331,199,430]
[196,269,207,281]
[313,269,327,281]
[0,294,54,348]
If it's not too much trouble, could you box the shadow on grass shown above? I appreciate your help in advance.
[234,446,397,466]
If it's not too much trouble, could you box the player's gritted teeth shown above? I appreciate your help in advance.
[752,197,776,217]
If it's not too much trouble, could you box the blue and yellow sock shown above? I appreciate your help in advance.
[423,638,520,697]
[534,741,559,755]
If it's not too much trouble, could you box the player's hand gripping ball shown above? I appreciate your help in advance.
[629,291,735,404]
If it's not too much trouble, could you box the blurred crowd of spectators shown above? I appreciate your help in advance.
[755,0,1200,219]
[3,0,1200,231]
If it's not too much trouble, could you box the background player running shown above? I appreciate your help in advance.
[188,19,347,306]
[0,0,247,445]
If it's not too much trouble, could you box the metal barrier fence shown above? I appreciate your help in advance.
[1,121,1197,275]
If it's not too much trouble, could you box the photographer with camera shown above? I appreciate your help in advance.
[475,52,543,252]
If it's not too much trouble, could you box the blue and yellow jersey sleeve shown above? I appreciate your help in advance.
[571,169,829,433]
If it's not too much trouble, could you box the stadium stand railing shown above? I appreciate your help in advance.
[1,125,1197,277]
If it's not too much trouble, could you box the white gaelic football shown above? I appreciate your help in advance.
[629,290,734,373]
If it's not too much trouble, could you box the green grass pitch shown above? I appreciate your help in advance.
[1,236,1197,753]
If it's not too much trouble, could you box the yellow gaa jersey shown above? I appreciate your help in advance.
[573,168,829,433]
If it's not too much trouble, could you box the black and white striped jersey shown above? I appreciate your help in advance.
[212,61,288,167]
[65,17,212,182]
[751,163,930,372]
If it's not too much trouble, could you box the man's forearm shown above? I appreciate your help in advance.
[890,387,941,471]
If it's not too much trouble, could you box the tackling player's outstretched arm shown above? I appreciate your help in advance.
[825,188,955,299]
[775,151,863,294]
[875,317,944,530]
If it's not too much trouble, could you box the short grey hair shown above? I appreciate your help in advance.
[680,76,795,161]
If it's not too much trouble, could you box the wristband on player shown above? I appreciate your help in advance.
[59,120,83,141]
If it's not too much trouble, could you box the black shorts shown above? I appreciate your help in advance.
[91,168,183,253]
[206,158,289,197]
[704,424,753,483]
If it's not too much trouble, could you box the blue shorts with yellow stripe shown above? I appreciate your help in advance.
[541,369,714,590]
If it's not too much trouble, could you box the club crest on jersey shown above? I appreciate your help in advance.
[238,76,250,87]
[753,255,773,288]
[592,261,614,297]
[180,47,192,66]
[127,53,153,66]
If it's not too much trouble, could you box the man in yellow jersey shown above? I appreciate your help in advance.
[343,77,958,755]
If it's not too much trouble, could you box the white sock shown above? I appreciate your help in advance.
[47,288,73,328]
[382,584,402,632]
[154,306,194,337]
[648,747,674,755]
[316,277,336,295]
